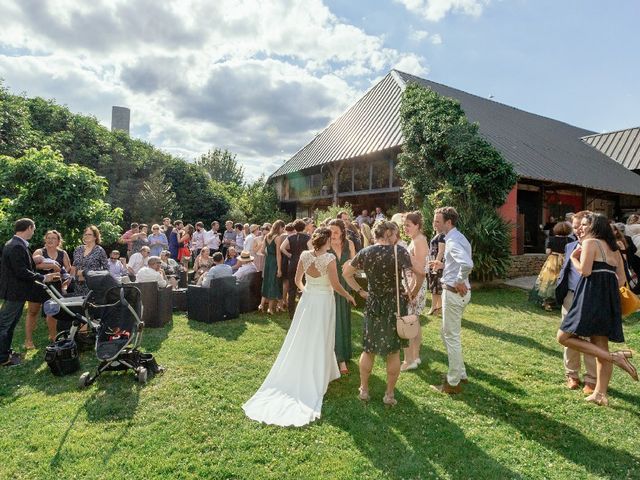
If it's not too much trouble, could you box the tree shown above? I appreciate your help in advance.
[398,84,517,208]
[0,147,123,247]
[196,148,245,187]
[0,82,36,158]
[134,170,180,224]
[163,160,230,225]
[397,83,517,280]
[236,175,291,225]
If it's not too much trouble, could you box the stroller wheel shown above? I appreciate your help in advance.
[78,372,91,389]
[136,367,148,384]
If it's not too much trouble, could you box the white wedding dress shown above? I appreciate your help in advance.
[243,251,340,427]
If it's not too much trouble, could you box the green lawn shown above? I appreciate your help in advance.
[1,286,639,480]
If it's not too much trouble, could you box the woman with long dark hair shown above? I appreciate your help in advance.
[260,220,285,315]
[328,219,356,375]
[557,213,638,406]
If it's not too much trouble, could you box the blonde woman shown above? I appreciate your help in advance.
[401,212,428,371]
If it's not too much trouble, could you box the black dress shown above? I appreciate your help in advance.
[560,245,623,342]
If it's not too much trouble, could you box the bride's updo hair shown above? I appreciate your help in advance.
[311,227,332,250]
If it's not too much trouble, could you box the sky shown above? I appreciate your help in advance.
[1,0,638,180]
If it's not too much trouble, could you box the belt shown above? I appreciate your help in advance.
[443,284,470,294]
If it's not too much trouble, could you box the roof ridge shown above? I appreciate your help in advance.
[581,126,640,140]
[392,69,597,135]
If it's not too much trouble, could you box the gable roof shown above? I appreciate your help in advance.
[582,127,640,171]
[270,70,640,196]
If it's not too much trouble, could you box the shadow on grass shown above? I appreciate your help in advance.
[462,319,562,360]
[188,310,295,341]
[420,347,640,479]
[326,375,522,479]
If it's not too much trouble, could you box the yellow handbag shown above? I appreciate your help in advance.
[620,284,640,317]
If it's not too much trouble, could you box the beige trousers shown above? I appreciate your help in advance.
[561,291,597,384]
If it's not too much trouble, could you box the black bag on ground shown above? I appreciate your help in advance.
[45,339,80,376]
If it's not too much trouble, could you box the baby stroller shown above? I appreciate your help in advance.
[39,271,161,386]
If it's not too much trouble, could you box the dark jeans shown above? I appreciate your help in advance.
[0,300,25,362]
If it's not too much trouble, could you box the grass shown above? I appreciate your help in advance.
[1,286,639,480]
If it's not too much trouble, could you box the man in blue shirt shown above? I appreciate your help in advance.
[556,210,596,393]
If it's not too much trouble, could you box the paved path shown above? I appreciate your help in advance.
[502,276,537,290]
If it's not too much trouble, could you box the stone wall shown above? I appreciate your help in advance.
[506,254,546,278]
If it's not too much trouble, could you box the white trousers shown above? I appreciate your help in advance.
[441,289,471,386]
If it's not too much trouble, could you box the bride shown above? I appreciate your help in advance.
[243,227,356,427]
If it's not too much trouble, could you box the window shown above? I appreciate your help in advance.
[371,158,390,189]
[353,161,370,191]
[338,163,353,193]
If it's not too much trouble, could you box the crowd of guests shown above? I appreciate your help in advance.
[530,211,639,406]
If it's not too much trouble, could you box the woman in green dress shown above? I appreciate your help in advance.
[260,220,285,314]
[328,219,356,375]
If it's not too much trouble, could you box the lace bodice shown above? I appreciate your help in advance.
[300,251,335,277]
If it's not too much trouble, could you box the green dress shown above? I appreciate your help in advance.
[330,244,352,363]
[261,238,282,300]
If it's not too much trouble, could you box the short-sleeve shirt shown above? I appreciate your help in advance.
[351,244,412,296]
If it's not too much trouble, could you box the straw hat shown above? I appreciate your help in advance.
[237,250,254,263]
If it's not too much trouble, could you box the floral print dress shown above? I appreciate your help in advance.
[72,245,109,296]
[351,244,412,355]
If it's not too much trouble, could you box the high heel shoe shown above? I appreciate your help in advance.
[257,304,264,313]
[611,351,639,381]
[614,349,633,359]
[585,392,609,406]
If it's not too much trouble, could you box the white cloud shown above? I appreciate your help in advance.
[409,28,430,41]
[430,33,443,45]
[395,0,489,22]
[0,0,430,179]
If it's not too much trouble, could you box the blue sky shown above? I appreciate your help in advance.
[0,0,637,179]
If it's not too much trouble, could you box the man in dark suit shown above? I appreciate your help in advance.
[556,211,596,393]
[0,218,59,366]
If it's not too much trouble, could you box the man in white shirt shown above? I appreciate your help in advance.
[202,252,233,287]
[428,206,473,395]
[135,256,169,288]
[243,224,259,255]
[234,251,258,284]
[205,221,221,252]
[374,207,386,221]
[191,222,206,256]
[127,246,150,277]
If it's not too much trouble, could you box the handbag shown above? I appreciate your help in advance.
[394,244,420,340]
[620,285,640,317]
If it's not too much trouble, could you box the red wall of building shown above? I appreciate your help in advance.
[497,186,518,255]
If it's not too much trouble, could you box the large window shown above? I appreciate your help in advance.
[338,163,353,193]
[371,158,390,189]
[353,162,370,191]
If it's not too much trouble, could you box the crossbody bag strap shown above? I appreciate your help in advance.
[394,244,401,317]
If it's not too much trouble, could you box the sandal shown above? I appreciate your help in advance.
[383,393,397,406]
[585,392,609,406]
[611,352,639,381]
[24,343,35,350]
[358,387,370,402]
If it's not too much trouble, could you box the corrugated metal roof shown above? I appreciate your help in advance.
[270,70,640,196]
[582,128,640,171]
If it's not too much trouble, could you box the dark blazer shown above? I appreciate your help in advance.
[555,240,578,305]
[0,236,45,302]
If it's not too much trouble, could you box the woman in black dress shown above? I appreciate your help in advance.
[557,214,638,406]
[24,230,72,348]
[427,224,446,315]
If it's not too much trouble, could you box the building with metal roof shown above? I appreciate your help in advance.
[582,127,640,172]
[269,70,640,254]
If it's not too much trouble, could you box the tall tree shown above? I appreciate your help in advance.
[196,148,245,187]
[397,83,517,280]
[134,170,180,224]
[0,147,123,247]
[163,160,230,225]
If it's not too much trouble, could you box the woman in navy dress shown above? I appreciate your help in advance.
[557,213,637,406]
